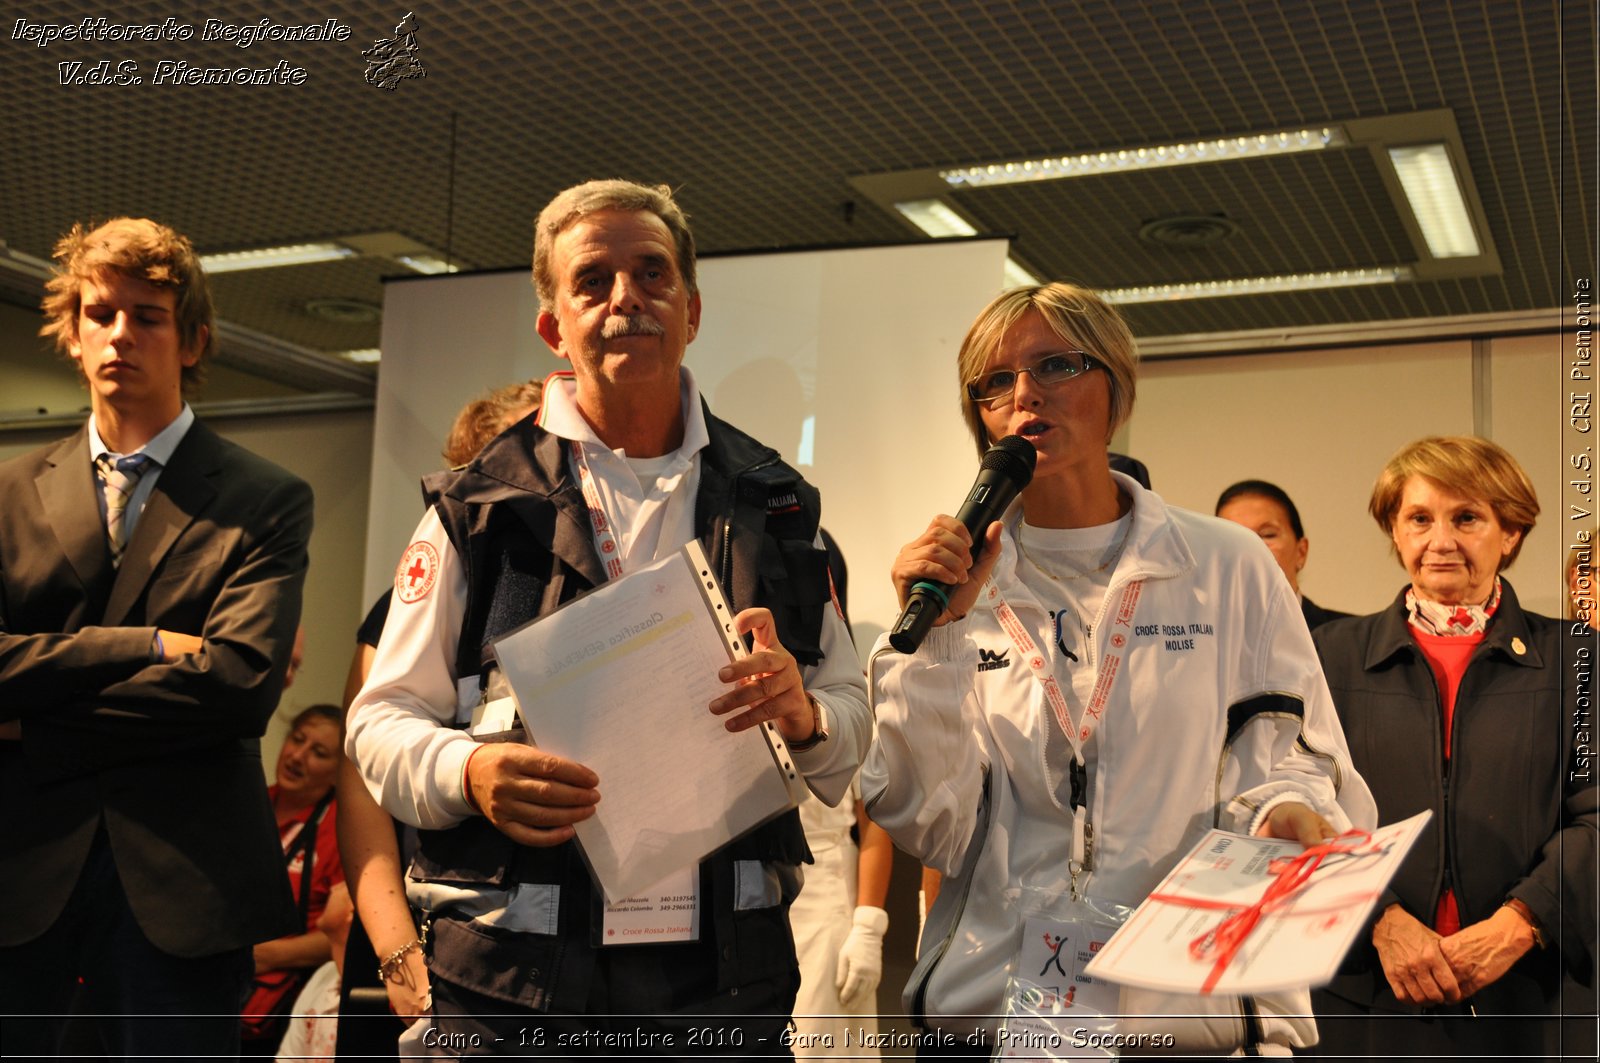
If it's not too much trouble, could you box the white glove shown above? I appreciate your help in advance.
[835,905,888,1008]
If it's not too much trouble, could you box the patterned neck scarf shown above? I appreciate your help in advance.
[1406,576,1502,636]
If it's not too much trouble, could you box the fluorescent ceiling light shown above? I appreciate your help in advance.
[941,127,1347,188]
[201,242,355,273]
[1101,267,1412,304]
[894,198,977,238]
[395,254,460,275]
[1002,258,1040,288]
[200,233,468,275]
[1387,144,1481,258]
[337,348,382,363]
[896,198,1041,289]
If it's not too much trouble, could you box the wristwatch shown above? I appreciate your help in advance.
[1502,897,1546,949]
[788,693,829,752]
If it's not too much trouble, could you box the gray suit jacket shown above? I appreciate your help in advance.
[0,420,313,956]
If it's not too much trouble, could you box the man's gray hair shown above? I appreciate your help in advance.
[532,179,697,312]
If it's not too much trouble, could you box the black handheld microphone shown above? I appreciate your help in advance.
[888,435,1037,653]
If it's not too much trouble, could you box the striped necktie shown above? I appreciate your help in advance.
[94,452,151,567]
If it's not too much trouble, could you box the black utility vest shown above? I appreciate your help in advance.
[410,409,829,1009]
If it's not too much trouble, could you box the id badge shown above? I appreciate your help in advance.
[462,670,522,737]
[599,865,700,945]
[995,891,1129,1059]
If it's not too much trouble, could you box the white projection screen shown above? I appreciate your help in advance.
[364,238,1011,653]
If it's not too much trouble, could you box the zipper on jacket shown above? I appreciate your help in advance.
[1294,733,1344,794]
[1440,642,1491,921]
[1239,995,1263,1055]
[1440,768,1453,907]
[1417,655,1453,921]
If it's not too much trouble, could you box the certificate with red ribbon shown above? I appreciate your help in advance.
[1082,811,1431,995]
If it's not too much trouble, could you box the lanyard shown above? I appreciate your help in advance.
[571,440,627,581]
[569,439,695,583]
[987,574,1144,897]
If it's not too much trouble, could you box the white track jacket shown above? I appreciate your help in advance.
[863,475,1376,1051]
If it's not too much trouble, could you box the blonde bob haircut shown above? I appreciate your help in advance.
[532,179,697,313]
[956,282,1138,461]
[40,217,216,394]
[1368,435,1540,569]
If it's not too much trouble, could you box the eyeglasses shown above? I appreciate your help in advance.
[966,351,1100,408]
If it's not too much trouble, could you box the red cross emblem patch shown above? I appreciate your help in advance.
[395,541,440,603]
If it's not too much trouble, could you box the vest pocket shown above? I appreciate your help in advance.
[406,879,560,936]
[761,539,830,665]
[732,858,801,910]
[429,913,561,1010]
[411,819,517,887]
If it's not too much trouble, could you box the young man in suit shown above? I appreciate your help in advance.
[0,217,315,1057]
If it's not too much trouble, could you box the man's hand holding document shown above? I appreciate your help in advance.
[1084,811,1432,995]
[492,542,806,906]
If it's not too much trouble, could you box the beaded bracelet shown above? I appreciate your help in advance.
[378,937,425,983]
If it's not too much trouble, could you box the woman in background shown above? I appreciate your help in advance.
[243,704,344,1054]
[1215,478,1351,629]
[1311,436,1596,1058]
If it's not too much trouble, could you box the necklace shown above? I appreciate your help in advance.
[1017,512,1134,583]
[1019,515,1132,650]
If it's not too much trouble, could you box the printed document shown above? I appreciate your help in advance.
[493,542,804,902]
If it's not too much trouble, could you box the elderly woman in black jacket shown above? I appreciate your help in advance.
[1311,436,1596,1058]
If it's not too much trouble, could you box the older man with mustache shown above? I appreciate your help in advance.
[346,180,870,1057]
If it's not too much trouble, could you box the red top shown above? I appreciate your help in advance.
[1409,626,1484,936]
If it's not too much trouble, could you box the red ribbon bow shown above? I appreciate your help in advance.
[1188,829,1373,994]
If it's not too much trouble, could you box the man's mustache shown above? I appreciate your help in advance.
[601,315,666,339]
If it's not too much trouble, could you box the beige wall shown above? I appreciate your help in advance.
[1488,332,1568,618]
[0,302,83,416]
[1130,333,1569,619]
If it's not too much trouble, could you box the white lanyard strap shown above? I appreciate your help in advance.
[987,576,1145,898]
[987,577,1144,758]
[570,440,625,581]
[991,585,1075,746]
[1082,578,1144,739]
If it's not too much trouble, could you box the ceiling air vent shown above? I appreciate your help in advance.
[1137,214,1239,250]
